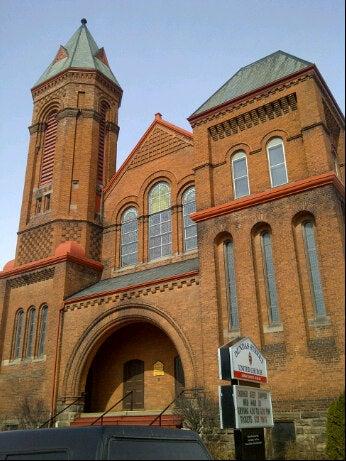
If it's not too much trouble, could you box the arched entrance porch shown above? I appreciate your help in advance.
[84,322,185,413]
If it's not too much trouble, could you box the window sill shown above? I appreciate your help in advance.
[226,329,241,341]
[308,316,331,328]
[263,323,283,333]
[1,355,46,366]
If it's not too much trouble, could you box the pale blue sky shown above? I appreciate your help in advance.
[0,0,344,268]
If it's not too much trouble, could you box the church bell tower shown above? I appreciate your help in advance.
[15,19,122,265]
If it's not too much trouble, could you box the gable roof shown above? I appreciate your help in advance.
[34,19,121,89]
[191,50,313,117]
[104,113,193,195]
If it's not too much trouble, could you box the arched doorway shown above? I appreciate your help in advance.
[84,322,185,413]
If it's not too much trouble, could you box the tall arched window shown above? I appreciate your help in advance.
[12,309,24,360]
[261,232,280,324]
[121,207,138,267]
[224,240,239,330]
[232,151,250,198]
[40,110,58,186]
[303,221,326,317]
[182,187,197,251]
[266,138,288,188]
[148,182,172,260]
[37,305,48,357]
[25,307,36,358]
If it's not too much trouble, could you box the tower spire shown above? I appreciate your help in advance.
[33,20,121,89]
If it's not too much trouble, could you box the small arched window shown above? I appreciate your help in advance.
[37,305,48,357]
[40,110,58,186]
[232,151,250,198]
[303,221,326,317]
[12,309,24,360]
[25,307,36,358]
[182,187,197,251]
[121,207,138,267]
[266,138,288,187]
[148,182,172,260]
[224,240,239,330]
[261,232,280,324]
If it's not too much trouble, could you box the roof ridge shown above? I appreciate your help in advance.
[68,25,83,67]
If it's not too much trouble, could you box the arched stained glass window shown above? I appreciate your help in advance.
[303,221,326,317]
[121,207,138,267]
[12,309,24,360]
[40,110,58,186]
[232,151,250,198]
[261,232,280,324]
[224,240,239,329]
[182,187,197,251]
[267,138,288,187]
[148,182,172,260]
[25,307,36,358]
[37,305,48,357]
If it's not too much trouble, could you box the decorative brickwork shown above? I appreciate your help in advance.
[8,268,55,288]
[128,127,192,169]
[209,93,297,141]
[65,274,199,310]
[61,222,82,244]
[88,226,103,261]
[17,224,53,265]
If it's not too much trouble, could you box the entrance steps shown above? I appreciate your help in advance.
[71,411,182,429]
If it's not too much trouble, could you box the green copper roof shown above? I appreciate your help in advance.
[191,50,313,116]
[66,258,199,301]
[34,19,121,88]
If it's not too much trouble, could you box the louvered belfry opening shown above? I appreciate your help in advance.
[95,101,109,214]
[97,101,109,188]
[40,110,58,186]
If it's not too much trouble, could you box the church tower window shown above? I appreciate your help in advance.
[148,182,172,260]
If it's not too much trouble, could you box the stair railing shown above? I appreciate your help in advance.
[149,387,205,427]
[90,391,134,426]
[39,394,85,428]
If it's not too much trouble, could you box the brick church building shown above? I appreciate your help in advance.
[0,20,344,444]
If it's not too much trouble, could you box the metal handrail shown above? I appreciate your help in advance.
[90,391,134,426]
[149,390,185,427]
[149,387,205,427]
[39,394,85,428]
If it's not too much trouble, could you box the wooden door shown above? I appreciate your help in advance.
[123,359,144,409]
[174,356,185,396]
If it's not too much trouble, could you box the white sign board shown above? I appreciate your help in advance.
[233,385,273,429]
[230,337,268,384]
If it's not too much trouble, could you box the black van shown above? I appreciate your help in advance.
[0,425,212,460]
